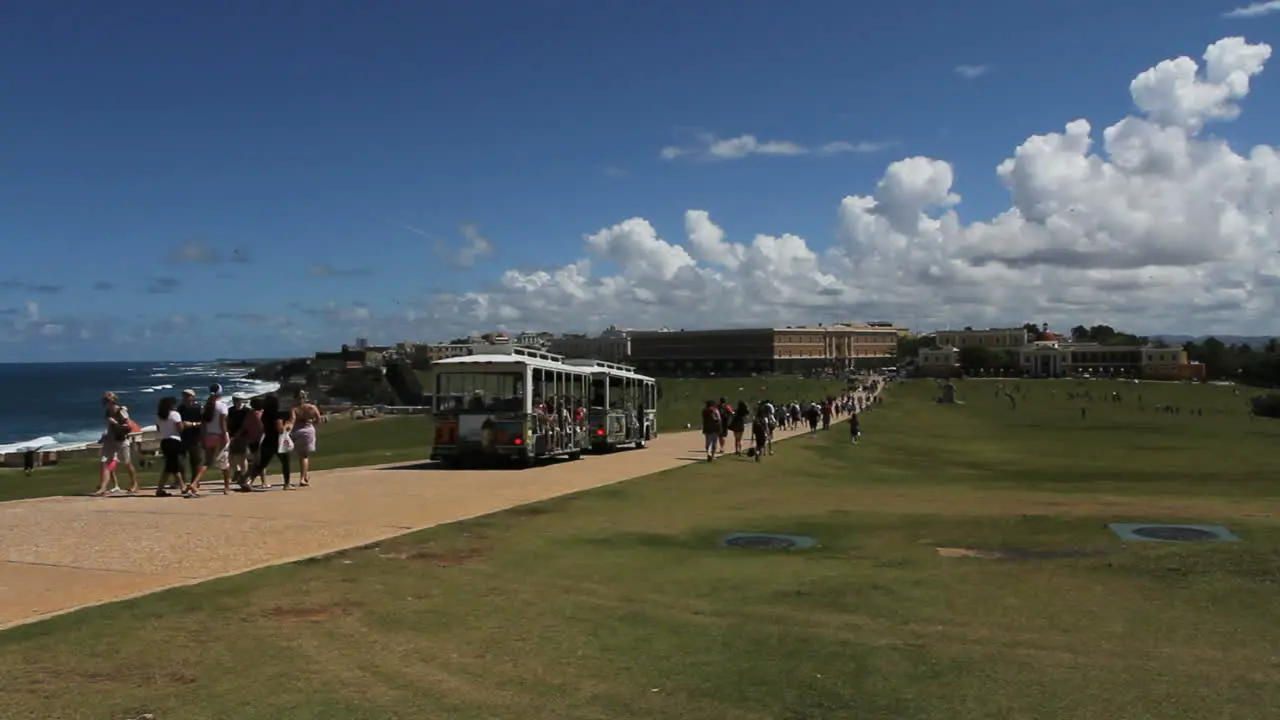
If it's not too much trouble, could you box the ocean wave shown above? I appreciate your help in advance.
[139,384,175,393]
[0,429,104,453]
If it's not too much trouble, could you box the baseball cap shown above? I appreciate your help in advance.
[209,383,223,394]
[231,393,247,402]
[182,388,196,397]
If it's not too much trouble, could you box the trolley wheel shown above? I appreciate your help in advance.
[635,438,646,449]
[567,450,583,461]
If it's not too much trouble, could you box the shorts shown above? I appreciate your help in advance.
[202,438,230,470]
[100,440,131,465]
[228,436,249,456]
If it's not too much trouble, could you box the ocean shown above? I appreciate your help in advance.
[0,361,280,453]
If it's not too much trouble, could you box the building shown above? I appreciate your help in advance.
[1019,341,1205,380]
[934,327,1029,350]
[547,325,632,363]
[628,323,901,375]
[916,346,960,377]
[515,331,553,348]
[312,345,387,371]
[424,343,472,363]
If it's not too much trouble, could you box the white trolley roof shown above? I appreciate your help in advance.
[562,358,655,382]
[433,345,591,374]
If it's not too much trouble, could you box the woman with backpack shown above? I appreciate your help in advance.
[93,392,140,496]
[729,401,748,456]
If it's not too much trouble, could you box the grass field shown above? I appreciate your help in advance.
[0,415,433,502]
[3,378,1279,719]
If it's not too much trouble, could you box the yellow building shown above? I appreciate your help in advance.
[1019,342,1204,380]
[627,322,902,375]
[772,324,900,373]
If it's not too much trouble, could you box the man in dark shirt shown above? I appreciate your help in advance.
[226,394,251,485]
[178,389,204,482]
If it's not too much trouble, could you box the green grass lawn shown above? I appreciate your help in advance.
[4,378,1277,719]
[0,415,433,502]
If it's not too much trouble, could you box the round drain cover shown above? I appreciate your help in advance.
[724,534,797,549]
[1132,526,1219,541]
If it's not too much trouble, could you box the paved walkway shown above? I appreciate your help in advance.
[0,407,868,631]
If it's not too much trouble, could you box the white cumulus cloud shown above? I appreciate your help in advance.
[1224,1,1280,18]
[342,36,1280,340]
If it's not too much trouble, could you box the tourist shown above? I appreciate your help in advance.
[243,396,267,488]
[717,397,733,455]
[700,400,722,462]
[22,447,35,476]
[729,401,748,456]
[194,383,231,495]
[154,395,191,497]
[751,413,769,462]
[93,392,140,496]
[289,390,321,487]
[226,394,250,485]
[246,393,293,490]
[177,389,203,487]
[805,402,820,437]
[849,410,860,444]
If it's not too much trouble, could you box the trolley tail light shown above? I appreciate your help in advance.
[513,437,523,445]
[596,427,605,436]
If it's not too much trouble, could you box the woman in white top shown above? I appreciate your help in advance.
[155,395,198,497]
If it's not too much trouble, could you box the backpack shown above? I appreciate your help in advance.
[109,414,130,441]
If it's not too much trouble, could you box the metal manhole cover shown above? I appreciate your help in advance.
[1108,523,1240,543]
[721,533,817,550]
[1132,526,1218,541]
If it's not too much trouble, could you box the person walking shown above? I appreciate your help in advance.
[93,392,140,496]
[154,395,192,497]
[226,394,250,486]
[849,410,861,444]
[245,393,293,490]
[751,413,769,463]
[700,400,722,462]
[193,384,231,495]
[289,390,321,487]
[717,397,733,456]
[729,401,748,456]
[176,389,203,489]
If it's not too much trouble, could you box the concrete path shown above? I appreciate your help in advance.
[0,406,869,632]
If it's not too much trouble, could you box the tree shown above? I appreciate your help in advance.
[1022,322,1044,342]
[897,335,924,360]
[958,346,999,373]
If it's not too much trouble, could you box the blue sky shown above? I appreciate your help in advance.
[3,0,1280,362]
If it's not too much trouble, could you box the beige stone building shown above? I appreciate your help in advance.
[934,327,1029,350]
[628,323,901,375]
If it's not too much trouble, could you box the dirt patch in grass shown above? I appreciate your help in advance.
[262,600,362,622]
[404,545,489,566]
[936,547,1109,560]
